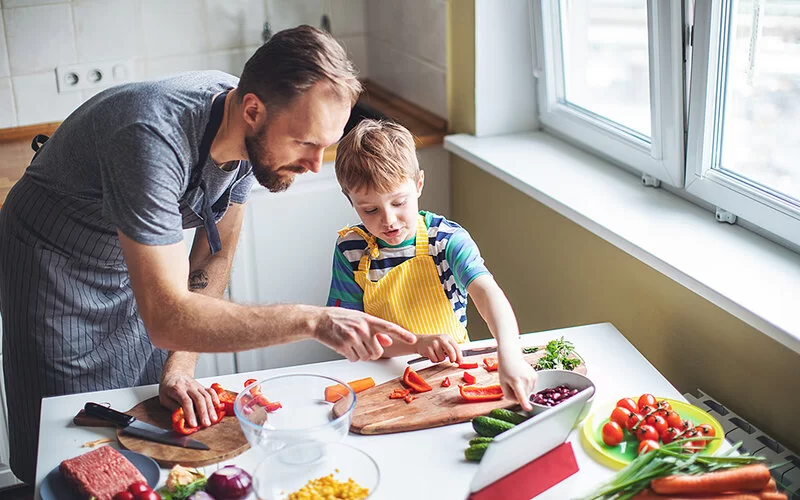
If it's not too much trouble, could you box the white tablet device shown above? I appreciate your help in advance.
[469,385,595,493]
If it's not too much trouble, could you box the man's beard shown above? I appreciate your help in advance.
[245,133,302,193]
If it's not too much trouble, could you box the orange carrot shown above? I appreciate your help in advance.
[651,465,772,496]
[324,377,376,403]
[758,493,787,500]
[632,490,761,499]
[759,478,777,493]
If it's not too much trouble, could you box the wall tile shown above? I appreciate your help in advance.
[5,4,76,75]
[328,0,365,37]
[1,0,64,8]
[0,78,16,127]
[265,0,326,34]
[207,48,251,77]
[205,0,265,51]
[142,53,208,80]
[12,71,82,125]
[366,0,404,46]
[138,0,208,59]
[406,0,446,69]
[337,35,367,79]
[73,0,138,63]
[0,10,9,78]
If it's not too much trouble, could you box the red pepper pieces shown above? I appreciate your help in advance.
[462,371,477,385]
[171,407,200,435]
[404,395,417,404]
[441,376,451,388]
[458,362,479,369]
[459,384,505,402]
[482,357,499,372]
[390,388,412,399]
[402,366,432,392]
[210,383,237,414]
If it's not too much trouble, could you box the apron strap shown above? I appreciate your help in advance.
[414,214,428,256]
[338,225,379,274]
[195,90,230,255]
[31,134,49,152]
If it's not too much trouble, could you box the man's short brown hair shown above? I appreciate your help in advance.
[335,119,420,196]
[238,25,362,110]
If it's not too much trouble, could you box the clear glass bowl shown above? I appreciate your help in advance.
[234,373,356,457]
[252,441,379,500]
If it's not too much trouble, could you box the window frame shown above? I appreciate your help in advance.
[685,0,800,246]
[534,0,686,188]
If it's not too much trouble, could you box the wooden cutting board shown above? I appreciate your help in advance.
[342,349,587,435]
[73,395,250,468]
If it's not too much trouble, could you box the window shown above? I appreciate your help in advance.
[534,0,800,247]
[535,0,685,187]
[686,0,800,245]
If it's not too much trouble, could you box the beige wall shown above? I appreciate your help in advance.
[447,1,800,454]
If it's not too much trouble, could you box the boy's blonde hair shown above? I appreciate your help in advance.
[335,119,420,196]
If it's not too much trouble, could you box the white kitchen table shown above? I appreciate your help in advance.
[35,322,706,499]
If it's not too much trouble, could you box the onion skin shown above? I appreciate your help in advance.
[205,466,253,500]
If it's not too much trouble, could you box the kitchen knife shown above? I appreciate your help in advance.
[84,402,210,451]
[407,345,499,365]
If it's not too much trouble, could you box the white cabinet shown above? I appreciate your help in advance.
[229,165,356,372]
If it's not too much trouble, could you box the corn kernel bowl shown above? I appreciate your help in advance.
[252,442,380,500]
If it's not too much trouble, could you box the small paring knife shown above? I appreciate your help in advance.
[84,402,210,451]
[406,345,499,365]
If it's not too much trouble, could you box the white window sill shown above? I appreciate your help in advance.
[444,131,800,355]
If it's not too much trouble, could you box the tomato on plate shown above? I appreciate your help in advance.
[609,406,632,428]
[616,398,638,413]
[637,394,657,411]
[662,409,682,428]
[645,414,668,435]
[638,439,660,455]
[602,421,624,446]
[696,423,716,437]
[634,424,659,442]
[661,426,681,444]
[626,412,644,431]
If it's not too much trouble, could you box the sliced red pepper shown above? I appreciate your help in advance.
[245,378,262,396]
[264,401,282,412]
[463,371,477,385]
[441,377,451,388]
[210,383,237,414]
[171,407,200,435]
[404,395,417,404]
[483,357,499,372]
[458,362,479,369]
[402,366,432,393]
[389,388,412,399]
[459,384,505,402]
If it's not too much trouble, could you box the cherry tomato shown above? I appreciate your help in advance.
[638,439,660,455]
[696,423,716,437]
[646,414,668,435]
[626,412,644,431]
[663,410,682,428]
[656,400,672,412]
[135,492,161,500]
[681,439,705,454]
[610,407,633,428]
[638,394,657,411]
[113,493,134,500]
[128,483,151,496]
[639,404,656,417]
[635,424,659,442]
[661,427,681,444]
[616,398,638,413]
[602,421,624,446]
[679,419,695,432]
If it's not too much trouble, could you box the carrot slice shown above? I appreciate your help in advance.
[324,377,376,403]
[650,464,771,495]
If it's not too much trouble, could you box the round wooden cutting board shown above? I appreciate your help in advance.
[116,396,250,468]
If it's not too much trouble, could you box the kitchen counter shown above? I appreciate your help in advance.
[35,323,726,499]
[0,80,447,210]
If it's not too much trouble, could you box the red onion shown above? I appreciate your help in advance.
[205,466,252,500]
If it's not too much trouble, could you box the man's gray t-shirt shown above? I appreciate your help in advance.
[26,70,255,245]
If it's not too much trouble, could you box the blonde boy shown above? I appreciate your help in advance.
[327,119,536,408]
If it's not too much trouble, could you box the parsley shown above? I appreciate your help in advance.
[530,337,584,371]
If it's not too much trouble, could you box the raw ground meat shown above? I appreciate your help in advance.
[60,446,146,500]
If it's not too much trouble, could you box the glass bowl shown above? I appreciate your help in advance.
[235,373,356,456]
[526,369,595,421]
[252,441,379,500]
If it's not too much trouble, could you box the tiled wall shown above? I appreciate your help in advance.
[366,0,447,119]
[0,0,367,128]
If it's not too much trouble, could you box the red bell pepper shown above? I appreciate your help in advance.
[210,383,237,414]
[402,366,432,393]
[404,394,417,404]
[441,377,451,388]
[389,388,412,399]
[458,362,479,369]
[463,371,477,385]
[459,384,504,402]
[483,357,499,372]
[171,407,200,435]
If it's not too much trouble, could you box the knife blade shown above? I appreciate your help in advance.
[84,402,210,451]
[407,345,499,365]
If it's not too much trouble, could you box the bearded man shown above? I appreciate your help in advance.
[0,25,415,484]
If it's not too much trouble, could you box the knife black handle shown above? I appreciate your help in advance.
[84,402,135,427]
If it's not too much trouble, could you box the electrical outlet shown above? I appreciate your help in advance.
[55,59,135,94]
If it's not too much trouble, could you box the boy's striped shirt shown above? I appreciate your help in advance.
[326,211,490,328]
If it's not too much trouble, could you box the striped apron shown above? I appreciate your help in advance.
[342,215,470,343]
[0,92,232,484]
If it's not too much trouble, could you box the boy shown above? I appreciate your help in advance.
[327,119,536,409]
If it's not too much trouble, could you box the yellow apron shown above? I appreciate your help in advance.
[339,215,469,343]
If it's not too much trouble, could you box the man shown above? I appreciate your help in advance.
[0,26,415,484]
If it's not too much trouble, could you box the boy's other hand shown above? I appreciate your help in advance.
[416,334,462,364]
[316,307,417,361]
[498,355,537,411]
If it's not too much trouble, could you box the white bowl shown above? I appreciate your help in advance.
[253,441,379,500]
[526,369,595,421]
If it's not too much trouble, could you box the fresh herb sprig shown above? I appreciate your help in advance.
[580,439,767,500]
[527,337,584,371]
